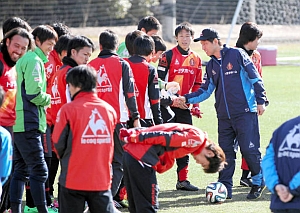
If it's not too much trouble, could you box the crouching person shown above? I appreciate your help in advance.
[120,123,227,213]
[52,65,120,213]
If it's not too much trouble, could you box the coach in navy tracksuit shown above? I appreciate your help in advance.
[262,116,300,212]
[179,28,267,200]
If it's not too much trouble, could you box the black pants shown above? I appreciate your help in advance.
[11,130,48,213]
[111,123,127,197]
[123,152,159,213]
[59,186,117,213]
[49,151,59,196]
[163,107,192,181]
[26,126,53,207]
[0,175,11,212]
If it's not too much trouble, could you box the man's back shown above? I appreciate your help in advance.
[125,55,162,125]
[53,92,117,191]
[89,53,134,123]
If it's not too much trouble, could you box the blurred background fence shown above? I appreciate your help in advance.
[0,0,299,28]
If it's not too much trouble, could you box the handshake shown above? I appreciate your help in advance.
[171,96,203,118]
[171,96,187,109]
[162,81,203,118]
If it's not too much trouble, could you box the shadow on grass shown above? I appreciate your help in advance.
[83,186,271,212]
[158,185,271,211]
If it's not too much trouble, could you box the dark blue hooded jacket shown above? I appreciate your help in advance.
[184,45,266,119]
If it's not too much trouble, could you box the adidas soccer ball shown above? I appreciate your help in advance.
[205,182,228,204]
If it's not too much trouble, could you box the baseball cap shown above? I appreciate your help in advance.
[194,28,220,42]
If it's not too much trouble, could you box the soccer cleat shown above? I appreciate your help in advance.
[113,200,122,208]
[50,197,59,209]
[48,205,59,213]
[24,206,38,213]
[118,199,129,208]
[247,185,266,199]
[240,178,253,187]
[176,180,199,191]
[114,199,129,208]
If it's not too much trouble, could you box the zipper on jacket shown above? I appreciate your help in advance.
[213,53,231,119]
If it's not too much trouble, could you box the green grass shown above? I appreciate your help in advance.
[71,43,300,212]
[117,65,300,213]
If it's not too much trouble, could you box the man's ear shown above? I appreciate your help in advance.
[71,49,77,56]
[206,149,215,158]
[6,38,11,47]
[35,37,41,47]
[213,38,219,45]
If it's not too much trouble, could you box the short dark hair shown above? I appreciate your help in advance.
[137,16,161,33]
[125,30,144,56]
[133,34,154,56]
[0,86,4,107]
[66,65,97,92]
[1,27,34,53]
[2,16,31,36]
[204,142,227,173]
[206,38,223,46]
[152,35,166,53]
[99,29,118,51]
[237,22,263,46]
[54,34,73,55]
[67,35,95,57]
[51,22,70,38]
[175,22,194,37]
[32,25,58,44]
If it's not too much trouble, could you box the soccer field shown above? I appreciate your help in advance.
[56,30,300,212]
[153,65,300,213]
[115,65,300,213]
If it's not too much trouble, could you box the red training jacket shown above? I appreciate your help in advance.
[251,50,262,77]
[157,45,202,96]
[88,51,139,123]
[123,123,207,173]
[50,64,72,125]
[0,52,17,126]
[52,92,117,191]
[45,50,63,126]
[125,55,163,125]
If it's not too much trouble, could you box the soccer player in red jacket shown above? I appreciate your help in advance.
[125,34,163,127]
[52,65,120,213]
[157,22,203,191]
[50,35,94,125]
[88,29,140,208]
[120,123,226,213]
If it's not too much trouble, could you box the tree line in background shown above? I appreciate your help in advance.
[0,0,160,27]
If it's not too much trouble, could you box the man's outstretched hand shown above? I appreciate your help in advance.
[171,96,188,109]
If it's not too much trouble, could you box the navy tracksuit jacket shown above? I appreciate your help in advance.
[262,116,300,211]
[184,45,267,197]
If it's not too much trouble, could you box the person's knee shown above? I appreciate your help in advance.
[30,163,48,182]
[12,170,29,182]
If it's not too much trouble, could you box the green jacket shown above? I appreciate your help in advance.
[117,42,130,58]
[14,47,51,133]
